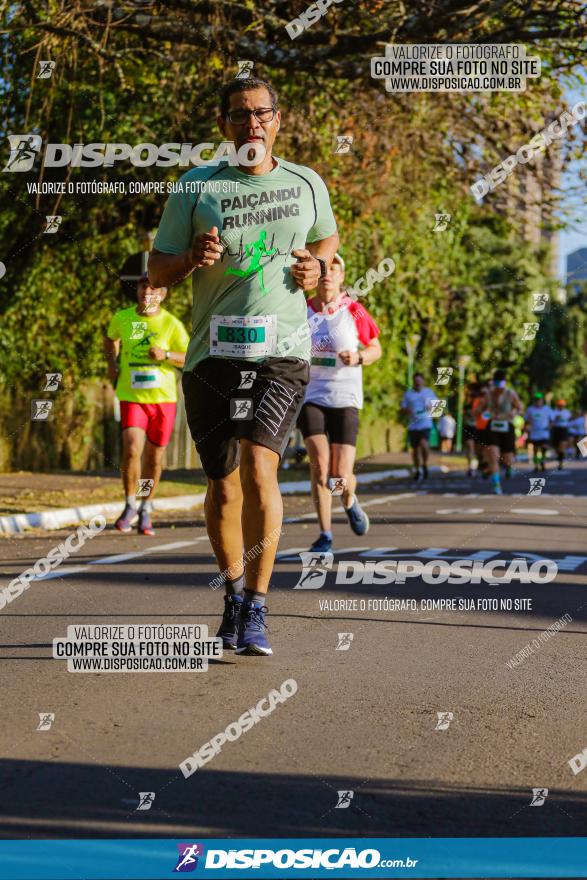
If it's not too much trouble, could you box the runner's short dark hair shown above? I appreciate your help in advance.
[414,372,424,380]
[493,369,507,382]
[219,78,279,118]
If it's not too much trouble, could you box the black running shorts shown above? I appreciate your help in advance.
[297,402,359,446]
[487,424,516,454]
[182,356,309,479]
[551,427,569,446]
[408,428,431,448]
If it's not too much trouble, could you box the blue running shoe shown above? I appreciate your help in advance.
[236,600,272,656]
[216,594,244,650]
[345,496,370,536]
[138,509,155,536]
[309,533,332,553]
[114,503,138,533]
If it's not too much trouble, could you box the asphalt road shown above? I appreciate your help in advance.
[1,459,586,842]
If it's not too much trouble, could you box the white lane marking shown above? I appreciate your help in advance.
[88,539,205,566]
[511,508,559,516]
[283,492,419,524]
[436,508,484,515]
[32,566,90,582]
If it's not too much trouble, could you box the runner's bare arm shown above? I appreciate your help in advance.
[103,335,119,385]
[148,226,224,287]
[339,338,382,366]
[291,232,339,291]
[148,346,186,367]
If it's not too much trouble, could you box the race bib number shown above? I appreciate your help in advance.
[490,419,508,433]
[131,369,162,389]
[210,315,277,358]
[311,356,337,367]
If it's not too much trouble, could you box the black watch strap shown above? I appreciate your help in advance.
[317,258,327,279]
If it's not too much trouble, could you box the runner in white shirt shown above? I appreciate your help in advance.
[439,412,456,454]
[401,374,437,480]
[569,410,586,459]
[298,253,382,552]
[551,399,571,470]
[524,392,552,473]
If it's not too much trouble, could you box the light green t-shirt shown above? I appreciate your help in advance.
[153,158,337,371]
[107,306,190,403]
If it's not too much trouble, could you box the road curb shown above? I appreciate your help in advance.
[0,466,447,536]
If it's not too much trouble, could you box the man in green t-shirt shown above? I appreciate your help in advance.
[149,77,339,656]
[104,273,190,535]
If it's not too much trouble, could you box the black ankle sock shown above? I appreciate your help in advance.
[244,588,267,605]
[224,575,244,596]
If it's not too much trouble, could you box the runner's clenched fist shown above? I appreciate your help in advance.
[191,226,224,268]
[290,249,321,290]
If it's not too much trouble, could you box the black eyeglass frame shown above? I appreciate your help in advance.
[226,107,277,125]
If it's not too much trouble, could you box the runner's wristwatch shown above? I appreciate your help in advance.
[317,258,327,279]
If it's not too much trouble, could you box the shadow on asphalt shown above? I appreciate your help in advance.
[0,761,585,839]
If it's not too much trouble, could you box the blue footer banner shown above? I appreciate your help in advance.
[1,838,587,879]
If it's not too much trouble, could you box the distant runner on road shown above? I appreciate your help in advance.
[475,369,522,495]
[401,373,437,480]
[104,273,189,535]
[551,399,572,469]
[524,392,552,473]
[569,409,586,458]
[297,253,381,553]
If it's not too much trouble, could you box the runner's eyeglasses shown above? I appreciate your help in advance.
[226,108,277,125]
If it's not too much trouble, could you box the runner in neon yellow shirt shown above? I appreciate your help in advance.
[104,274,190,535]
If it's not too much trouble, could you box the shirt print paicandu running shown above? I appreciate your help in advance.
[153,158,337,370]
